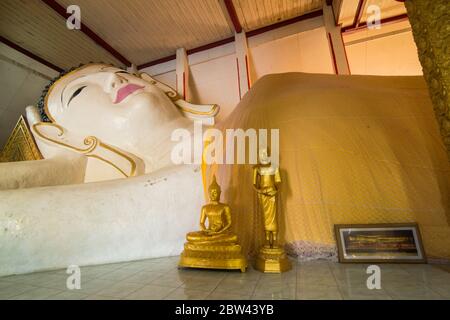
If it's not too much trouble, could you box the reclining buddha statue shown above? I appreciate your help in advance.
[179,175,247,272]
[0,63,220,276]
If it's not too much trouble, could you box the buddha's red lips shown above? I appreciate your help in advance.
[114,84,144,104]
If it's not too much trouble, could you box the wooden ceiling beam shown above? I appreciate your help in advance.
[41,0,132,67]
[245,9,323,38]
[0,35,63,73]
[223,0,243,33]
[341,0,367,32]
[354,0,367,28]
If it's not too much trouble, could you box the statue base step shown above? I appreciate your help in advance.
[254,246,292,273]
[179,243,247,272]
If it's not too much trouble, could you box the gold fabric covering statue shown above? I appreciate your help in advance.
[179,175,247,272]
[206,73,450,262]
[253,148,291,273]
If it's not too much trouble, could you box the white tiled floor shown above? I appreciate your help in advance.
[1,256,449,300]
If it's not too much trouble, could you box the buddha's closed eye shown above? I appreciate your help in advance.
[68,86,87,106]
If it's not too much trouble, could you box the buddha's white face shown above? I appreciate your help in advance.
[45,64,183,154]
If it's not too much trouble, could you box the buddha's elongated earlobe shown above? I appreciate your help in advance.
[32,122,145,177]
[139,72,219,125]
[139,72,178,100]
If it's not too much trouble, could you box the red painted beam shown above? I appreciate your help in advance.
[355,0,367,27]
[342,13,409,34]
[41,0,131,67]
[0,35,64,73]
[341,0,366,32]
[137,54,176,70]
[224,0,242,33]
[137,37,234,70]
[136,10,323,71]
[246,9,323,38]
[187,36,234,55]
[327,33,338,75]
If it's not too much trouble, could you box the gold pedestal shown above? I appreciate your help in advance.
[179,242,247,272]
[254,246,292,273]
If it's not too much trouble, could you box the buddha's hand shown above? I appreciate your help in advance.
[253,185,263,193]
[261,189,277,197]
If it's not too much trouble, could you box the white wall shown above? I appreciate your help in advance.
[343,20,422,75]
[0,43,58,149]
[250,26,334,79]
[190,54,240,123]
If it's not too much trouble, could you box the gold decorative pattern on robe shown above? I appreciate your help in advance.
[0,116,42,162]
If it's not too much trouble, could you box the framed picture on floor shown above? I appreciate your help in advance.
[334,223,426,263]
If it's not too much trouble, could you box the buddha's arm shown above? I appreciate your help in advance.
[252,167,260,192]
[275,168,281,184]
[199,207,207,231]
[221,205,232,232]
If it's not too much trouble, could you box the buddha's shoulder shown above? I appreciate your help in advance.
[257,165,277,175]
[202,203,229,210]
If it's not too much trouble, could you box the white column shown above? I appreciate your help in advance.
[323,3,351,75]
[176,47,190,100]
[234,32,251,98]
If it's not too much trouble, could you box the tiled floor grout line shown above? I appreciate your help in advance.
[120,264,203,300]
[423,284,445,300]
[328,261,345,300]
[5,285,42,300]
[204,275,226,299]
[248,274,260,299]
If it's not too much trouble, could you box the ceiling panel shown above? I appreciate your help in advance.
[360,0,406,24]
[0,0,124,70]
[57,0,234,66]
[339,0,407,28]
[338,0,360,27]
[232,0,323,32]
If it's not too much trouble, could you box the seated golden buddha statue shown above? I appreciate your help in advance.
[179,176,247,272]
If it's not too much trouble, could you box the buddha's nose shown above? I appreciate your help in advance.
[109,74,127,90]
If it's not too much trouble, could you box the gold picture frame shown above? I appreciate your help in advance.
[334,223,427,263]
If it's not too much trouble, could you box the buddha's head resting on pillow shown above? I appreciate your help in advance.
[33,63,218,177]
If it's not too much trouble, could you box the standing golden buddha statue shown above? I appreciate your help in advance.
[179,175,247,272]
[253,148,291,273]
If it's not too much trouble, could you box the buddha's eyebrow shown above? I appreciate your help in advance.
[67,86,87,106]
[60,70,127,105]
[61,75,88,106]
